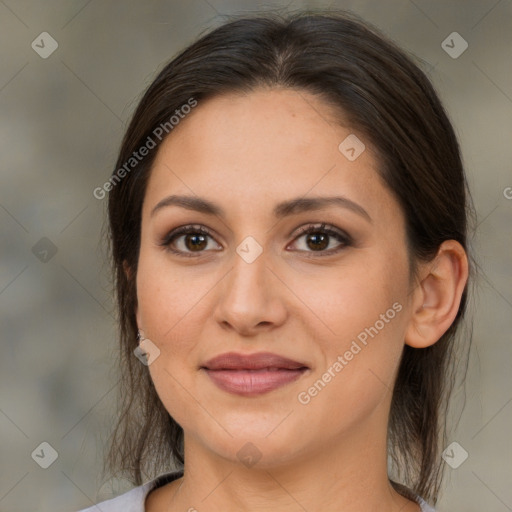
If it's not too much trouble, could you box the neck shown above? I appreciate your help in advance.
[153,417,420,512]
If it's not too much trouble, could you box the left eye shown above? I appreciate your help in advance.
[288,223,352,255]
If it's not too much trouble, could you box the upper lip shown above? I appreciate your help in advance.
[202,352,309,371]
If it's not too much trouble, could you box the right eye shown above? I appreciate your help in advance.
[160,225,223,257]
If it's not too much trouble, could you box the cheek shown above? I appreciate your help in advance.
[136,257,204,428]
[135,250,220,400]
[297,252,408,399]
[296,297,406,433]
[136,249,210,342]
[302,253,408,343]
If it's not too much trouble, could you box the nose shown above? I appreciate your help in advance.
[213,246,288,337]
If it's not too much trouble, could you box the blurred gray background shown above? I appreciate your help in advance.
[0,1,511,511]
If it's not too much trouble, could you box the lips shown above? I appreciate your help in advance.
[201,352,309,396]
[203,352,308,371]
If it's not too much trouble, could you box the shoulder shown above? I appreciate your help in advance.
[391,481,436,512]
[77,483,150,512]
[417,496,437,512]
[75,471,183,512]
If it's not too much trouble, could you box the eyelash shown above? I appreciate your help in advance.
[159,223,352,258]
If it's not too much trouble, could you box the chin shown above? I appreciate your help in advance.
[198,427,308,470]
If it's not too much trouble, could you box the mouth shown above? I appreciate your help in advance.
[200,352,310,396]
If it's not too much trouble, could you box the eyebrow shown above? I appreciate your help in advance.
[150,194,372,223]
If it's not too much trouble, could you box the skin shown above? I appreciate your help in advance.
[133,88,468,511]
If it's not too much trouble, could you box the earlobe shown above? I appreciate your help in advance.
[405,240,468,349]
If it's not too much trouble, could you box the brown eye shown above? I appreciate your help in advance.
[161,225,222,257]
[289,223,352,256]
[304,232,329,251]
[182,233,208,252]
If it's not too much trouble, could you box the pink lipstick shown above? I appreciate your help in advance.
[201,352,309,396]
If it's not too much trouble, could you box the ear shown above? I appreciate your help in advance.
[405,240,469,348]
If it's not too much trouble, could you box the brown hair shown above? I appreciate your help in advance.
[104,10,475,505]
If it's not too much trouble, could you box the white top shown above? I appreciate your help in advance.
[77,470,436,511]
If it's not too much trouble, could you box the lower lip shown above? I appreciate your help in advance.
[204,368,308,396]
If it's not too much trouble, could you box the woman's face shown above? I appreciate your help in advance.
[136,88,416,467]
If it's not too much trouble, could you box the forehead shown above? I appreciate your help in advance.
[143,88,401,228]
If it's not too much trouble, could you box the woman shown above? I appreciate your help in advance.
[80,10,473,512]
